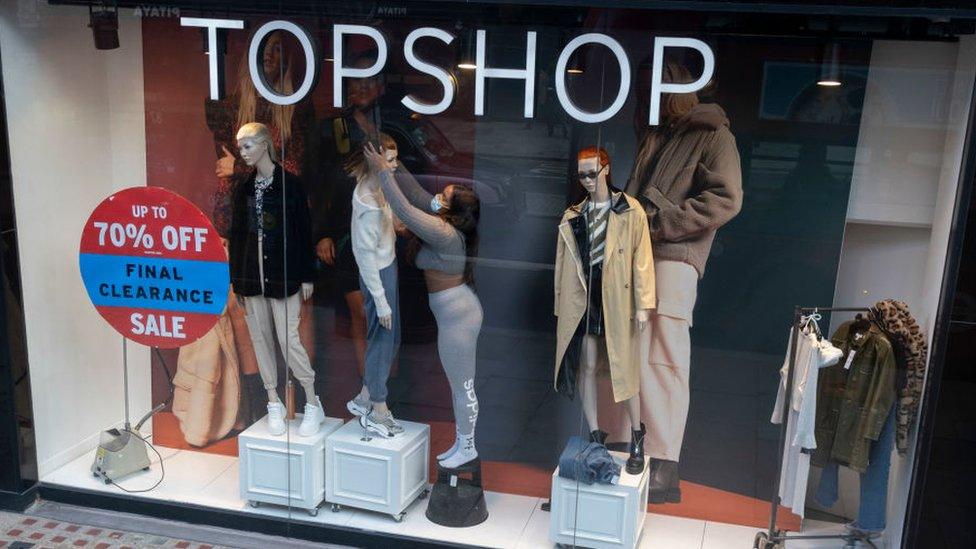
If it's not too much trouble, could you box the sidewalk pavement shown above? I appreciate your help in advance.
[1,501,347,549]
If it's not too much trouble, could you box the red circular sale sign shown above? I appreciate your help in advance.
[79,187,229,348]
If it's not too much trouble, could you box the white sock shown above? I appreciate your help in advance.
[267,389,280,403]
[437,428,462,461]
[358,385,370,401]
[439,432,477,469]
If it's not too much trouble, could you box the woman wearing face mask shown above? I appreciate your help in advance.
[363,143,483,470]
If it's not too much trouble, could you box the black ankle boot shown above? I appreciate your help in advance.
[589,430,609,445]
[626,423,646,475]
[242,373,269,425]
[647,460,681,504]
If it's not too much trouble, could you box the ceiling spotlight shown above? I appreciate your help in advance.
[457,27,477,71]
[817,42,841,87]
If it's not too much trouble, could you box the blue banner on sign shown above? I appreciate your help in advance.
[80,254,229,315]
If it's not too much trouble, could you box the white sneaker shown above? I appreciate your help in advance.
[266,402,286,436]
[359,409,404,438]
[299,397,325,437]
[346,394,371,417]
[438,433,477,469]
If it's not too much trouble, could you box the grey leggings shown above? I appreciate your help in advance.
[428,284,482,436]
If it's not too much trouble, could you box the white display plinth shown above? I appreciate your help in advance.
[549,451,650,549]
[325,418,430,521]
[237,414,343,516]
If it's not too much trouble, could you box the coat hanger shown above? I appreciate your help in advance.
[800,309,824,340]
[851,313,872,339]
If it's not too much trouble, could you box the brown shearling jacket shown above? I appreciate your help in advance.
[625,103,743,278]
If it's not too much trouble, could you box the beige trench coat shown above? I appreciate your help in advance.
[554,192,656,403]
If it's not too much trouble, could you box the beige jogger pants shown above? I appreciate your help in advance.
[642,260,698,462]
[243,291,315,391]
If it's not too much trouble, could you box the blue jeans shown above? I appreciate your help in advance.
[815,406,896,532]
[557,436,620,485]
[360,263,400,403]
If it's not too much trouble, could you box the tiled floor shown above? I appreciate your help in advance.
[40,444,870,548]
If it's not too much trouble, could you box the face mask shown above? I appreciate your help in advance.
[430,196,443,212]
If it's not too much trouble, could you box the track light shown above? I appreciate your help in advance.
[817,42,841,87]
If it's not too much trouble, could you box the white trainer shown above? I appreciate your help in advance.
[299,397,325,437]
[346,394,371,417]
[266,402,286,436]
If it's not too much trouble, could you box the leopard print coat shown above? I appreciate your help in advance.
[870,299,928,454]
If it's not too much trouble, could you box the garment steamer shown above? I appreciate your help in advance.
[91,338,165,485]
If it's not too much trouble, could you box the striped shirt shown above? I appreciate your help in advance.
[586,200,610,266]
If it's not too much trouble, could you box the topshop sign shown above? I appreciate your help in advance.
[181,18,715,125]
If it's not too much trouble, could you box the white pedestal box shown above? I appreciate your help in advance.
[549,451,650,549]
[325,419,430,521]
[237,414,343,516]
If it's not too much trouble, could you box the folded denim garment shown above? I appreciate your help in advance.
[557,436,621,485]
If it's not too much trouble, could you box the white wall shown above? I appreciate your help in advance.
[814,38,976,546]
[0,4,149,477]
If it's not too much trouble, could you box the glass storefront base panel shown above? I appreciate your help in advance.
[38,448,861,548]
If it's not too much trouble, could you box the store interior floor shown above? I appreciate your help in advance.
[40,443,860,548]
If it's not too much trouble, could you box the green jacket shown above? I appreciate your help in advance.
[812,321,896,473]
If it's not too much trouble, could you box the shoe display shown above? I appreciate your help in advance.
[266,401,286,436]
[626,423,646,475]
[647,460,681,504]
[298,397,325,437]
[346,394,372,418]
[359,409,405,438]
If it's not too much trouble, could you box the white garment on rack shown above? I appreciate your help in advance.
[771,324,842,517]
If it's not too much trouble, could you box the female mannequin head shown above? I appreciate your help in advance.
[577,147,611,197]
[345,133,398,181]
[236,122,277,168]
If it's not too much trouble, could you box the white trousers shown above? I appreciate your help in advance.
[243,292,315,391]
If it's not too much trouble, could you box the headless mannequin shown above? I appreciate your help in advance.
[238,134,315,405]
[576,156,650,439]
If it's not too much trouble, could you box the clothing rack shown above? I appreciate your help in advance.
[754,306,879,549]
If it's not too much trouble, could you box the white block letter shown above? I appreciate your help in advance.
[333,24,388,108]
[402,28,456,115]
[180,17,244,100]
[249,20,319,106]
[650,37,714,126]
[555,33,631,124]
[475,30,537,117]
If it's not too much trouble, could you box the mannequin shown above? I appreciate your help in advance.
[625,58,743,502]
[344,133,404,438]
[554,147,655,474]
[228,122,324,437]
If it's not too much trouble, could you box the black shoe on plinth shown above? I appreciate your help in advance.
[589,429,609,445]
[625,423,646,475]
[647,460,681,504]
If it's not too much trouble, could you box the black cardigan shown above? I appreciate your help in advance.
[228,164,315,298]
